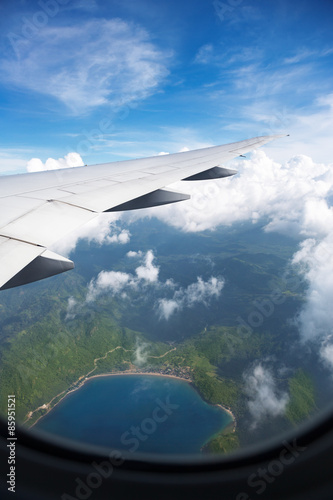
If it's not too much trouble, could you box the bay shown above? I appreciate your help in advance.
[33,374,233,455]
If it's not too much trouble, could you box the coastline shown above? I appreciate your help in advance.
[215,404,237,431]
[86,370,193,383]
[24,344,236,436]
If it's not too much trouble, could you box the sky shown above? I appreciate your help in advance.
[1,0,333,428]
[0,0,333,173]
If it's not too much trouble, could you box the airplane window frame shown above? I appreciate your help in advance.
[1,405,333,500]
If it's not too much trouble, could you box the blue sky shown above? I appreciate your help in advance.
[0,0,333,173]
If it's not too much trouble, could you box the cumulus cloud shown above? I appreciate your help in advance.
[86,250,159,302]
[244,363,289,429]
[1,19,170,114]
[26,152,84,172]
[148,151,332,234]
[157,276,225,320]
[86,270,133,302]
[135,250,159,282]
[127,251,143,258]
[292,235,333,344]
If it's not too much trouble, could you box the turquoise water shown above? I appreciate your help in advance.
[33,375,232,454]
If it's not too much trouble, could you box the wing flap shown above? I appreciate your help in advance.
[183,166,237,181]
[107,189,190,212]
[1,249,74,290]
[0,237,44,289]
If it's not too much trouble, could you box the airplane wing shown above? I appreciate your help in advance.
[0,134,286,290]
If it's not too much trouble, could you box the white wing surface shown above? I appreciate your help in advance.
[0,134,286,290]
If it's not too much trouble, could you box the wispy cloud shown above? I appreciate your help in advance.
[1,19,171,115]
[0,149,31,175]
[283,47,333,65]
[244,363,289,429]
[133,339,150,367]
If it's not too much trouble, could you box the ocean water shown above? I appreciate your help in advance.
[33,375,232,455]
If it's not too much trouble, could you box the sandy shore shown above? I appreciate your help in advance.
[86,370,193,384]
[215,403,236,426]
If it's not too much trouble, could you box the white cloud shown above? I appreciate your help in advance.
[135,250,159,283]
[157,299,180,321]
[26,152,84,172]
[107,230,131,245]
[86,270,133,303]
[133,339,150,367]
[292,235,333,344]
[65,297,79,321]
[1,19,170,114]
[244,363,289,429]
[148,151,333,234]
[194,44,214,65]
[157,276,225,320]
[126,250,143,258]
[86,250,159,302]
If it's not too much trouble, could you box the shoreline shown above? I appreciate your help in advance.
[86,370,193,384]
[215,404,237,431]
